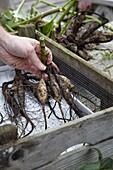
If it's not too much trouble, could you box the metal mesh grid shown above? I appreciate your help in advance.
[54,56,113,110]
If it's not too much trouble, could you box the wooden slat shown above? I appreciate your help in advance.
[38,138,113,170]
[1,107,113,169]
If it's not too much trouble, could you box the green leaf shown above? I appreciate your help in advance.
[92,148,103,161]
[1,10,14,26]
[40,20,54,36]
[80,162,100,170]
[1,10,13,20]
[100,157,113,169]
[30,3,39,17]
[80,148,113,170]
[102,52,113,60]
[12,0,28,21]
[13,10,28,21]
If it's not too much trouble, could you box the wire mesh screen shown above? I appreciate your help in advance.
[54,56,113,110]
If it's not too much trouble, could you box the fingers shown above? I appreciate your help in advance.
[35,44,53,63]
[3,35,59,77]
[35,43,59,73]
[28,38,40,46]
[25,66,42,78]
[22,65,48,79]
[12,61,43,78]
[0,48,44,78]
[51,62,60,73]
[30,50,46,71]
[46,47,53,64]
[27,40,53,68]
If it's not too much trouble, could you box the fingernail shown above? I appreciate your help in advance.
[40,65,46,70]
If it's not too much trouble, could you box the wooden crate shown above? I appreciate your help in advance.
[0,107,113,170]
[1,31,113,170]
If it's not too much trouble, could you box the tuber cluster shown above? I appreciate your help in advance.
[57,11,113,60]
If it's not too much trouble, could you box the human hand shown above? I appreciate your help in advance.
[0,27,59,78]
[78,2,92,11]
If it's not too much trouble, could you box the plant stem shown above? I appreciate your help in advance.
[39,0,58,7]
[12,7,61,29]
[71,0,77,15]
[104,24,113,32]
[85,14,113,31]
[39,37,47,64]
[62,0,72,9]
[56,0,75,26]
[16,0,26,14]
[59,19,70,36]
[5,24,15,32]
[85,14,102,23]
[51,11,59,22]
[58,0,77,36]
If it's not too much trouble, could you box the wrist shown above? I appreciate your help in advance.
[0,26,11,47]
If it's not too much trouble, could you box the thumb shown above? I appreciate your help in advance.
[30,51,46,71]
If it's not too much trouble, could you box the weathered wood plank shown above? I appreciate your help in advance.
[38,138,113,170]
[18,24,35,38]
[36,31,113,96]
[1,107,113,169]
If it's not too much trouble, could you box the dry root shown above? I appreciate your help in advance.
[2,65,86,137]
